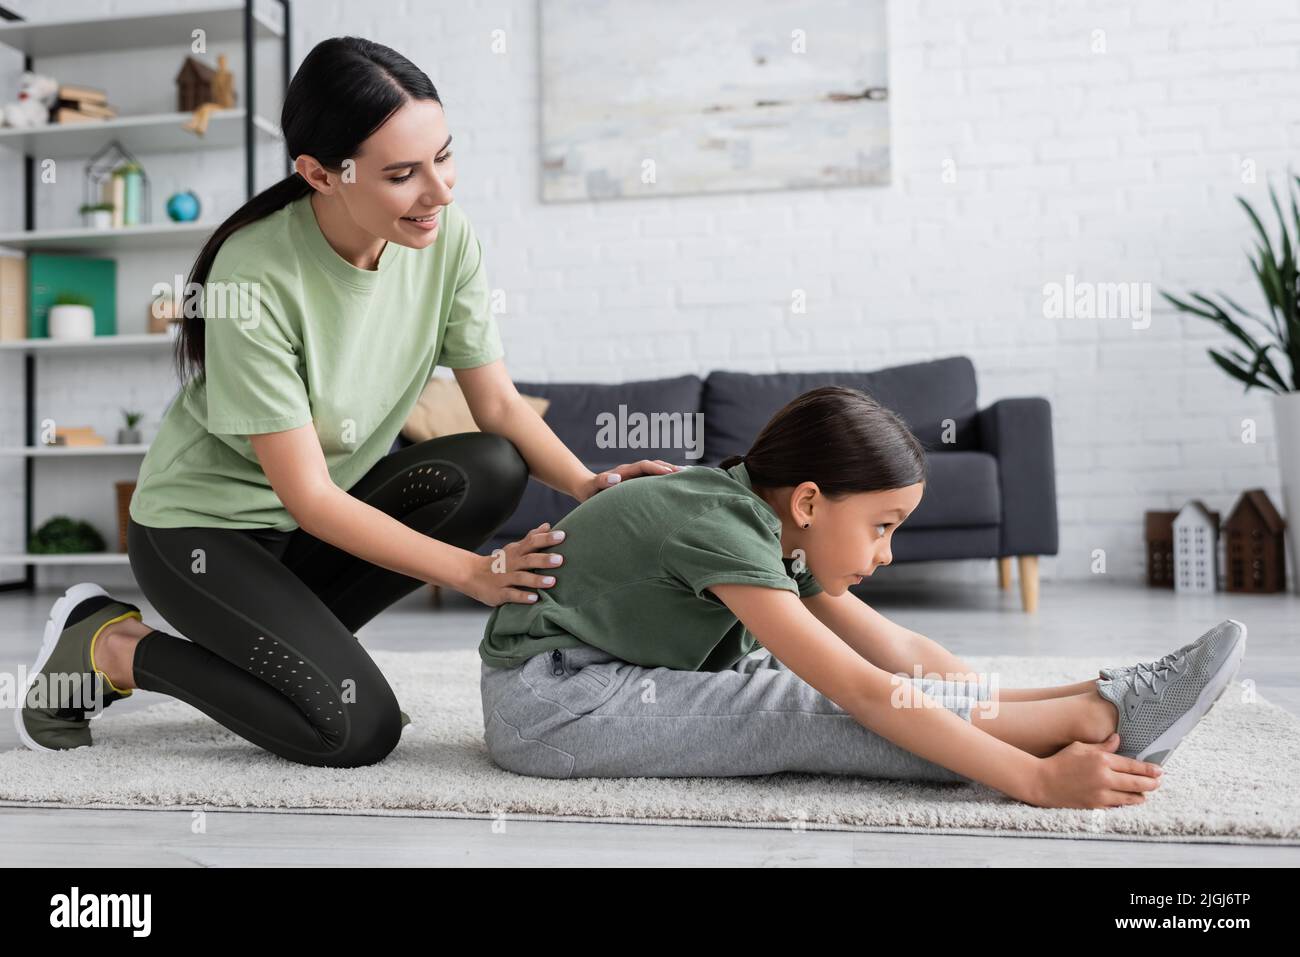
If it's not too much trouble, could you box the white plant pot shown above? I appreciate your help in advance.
[1271,390,1300,594]
[47,304,95,340]
[82,210,113,229]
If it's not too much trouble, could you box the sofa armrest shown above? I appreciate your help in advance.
[976,397,1059,557]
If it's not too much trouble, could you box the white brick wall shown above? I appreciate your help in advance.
[2,0,1297,592]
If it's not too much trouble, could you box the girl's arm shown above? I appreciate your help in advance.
[710,582,1045,804]
[802,589,981,684]
[454,360,678,502]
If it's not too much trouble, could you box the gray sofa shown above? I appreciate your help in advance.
[399,355,1058,610]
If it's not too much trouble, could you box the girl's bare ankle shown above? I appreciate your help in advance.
[1081,691,1117,742]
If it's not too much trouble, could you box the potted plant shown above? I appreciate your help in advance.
[47,291,96,341]
[1162,173,1300,592]
[28,515,106,554]
[78,201,114,229]
[117,409,144,444]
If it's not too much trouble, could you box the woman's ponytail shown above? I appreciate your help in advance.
[174,173,312,385]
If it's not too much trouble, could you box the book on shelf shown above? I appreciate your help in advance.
[51,427,106,447]
[28,254,117,338]
[0,253,26,342]
[55,99,118,120]
[54,106,116,125]
[58,84,108,105]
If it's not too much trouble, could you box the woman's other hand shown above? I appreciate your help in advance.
[574,460,682,503]
[456,522,566,607]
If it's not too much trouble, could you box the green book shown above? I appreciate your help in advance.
[28,253,117,338]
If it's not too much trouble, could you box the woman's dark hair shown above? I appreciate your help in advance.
[719,386,928,496]
[174,36,441,385]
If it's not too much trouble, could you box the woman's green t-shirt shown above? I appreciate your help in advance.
[479,463,823,672]
[129,194,504,530]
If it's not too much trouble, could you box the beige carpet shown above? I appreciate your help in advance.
[1,649,1297,843]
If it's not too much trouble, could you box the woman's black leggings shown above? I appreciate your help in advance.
[126,431,528,769]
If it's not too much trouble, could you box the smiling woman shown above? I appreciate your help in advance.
[17,36,681,769]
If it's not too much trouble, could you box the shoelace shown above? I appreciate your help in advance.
[1132,652,1188,696]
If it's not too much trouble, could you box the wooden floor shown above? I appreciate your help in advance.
[2,576,1298,866]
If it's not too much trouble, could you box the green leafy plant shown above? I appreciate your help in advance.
[53,292,94,307]
[1161,173,1300,395]
[78,202,114,213]
[121,408,143,427]
[28,516,105,554]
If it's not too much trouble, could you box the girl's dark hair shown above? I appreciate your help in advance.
[719,386,928,496]
[174,36,441,385]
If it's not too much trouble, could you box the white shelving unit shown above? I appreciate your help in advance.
[0,1,292,591]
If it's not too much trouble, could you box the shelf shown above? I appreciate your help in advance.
[0,553,129,565]
[0,333,175,355]
[0,445,150,456]
[0,0,290,591]
[0,109,281,159]
[0,220,218,252]
[0,2,284,57]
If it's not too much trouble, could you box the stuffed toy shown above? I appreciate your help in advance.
[2,71,59,129]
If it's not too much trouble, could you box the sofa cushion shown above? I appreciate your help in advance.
[702,356,980,461]
[902,450,1000,529]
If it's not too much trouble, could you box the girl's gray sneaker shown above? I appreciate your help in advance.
[1099,618,1243,681]
[1095,619,1246,765]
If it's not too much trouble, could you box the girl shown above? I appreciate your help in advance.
[479,386,1247,809]
[17,37,679,767]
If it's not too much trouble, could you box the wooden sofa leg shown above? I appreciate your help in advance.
[997,557,1012,590]
[1017,556,1039,612]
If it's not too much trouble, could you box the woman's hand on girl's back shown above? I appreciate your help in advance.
[573,460,681,503]
[456,522,567,607]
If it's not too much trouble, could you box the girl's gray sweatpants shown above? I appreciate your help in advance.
[480,643,991,782]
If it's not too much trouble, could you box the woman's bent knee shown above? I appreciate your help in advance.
[321,702,404,768]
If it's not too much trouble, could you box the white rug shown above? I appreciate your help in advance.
[2,650,1297,843]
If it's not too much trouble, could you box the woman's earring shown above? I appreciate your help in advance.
[803,522,810,529]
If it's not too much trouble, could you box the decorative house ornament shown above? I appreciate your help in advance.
[1172,499,1220,593]
[177,53,236,136]
[176,55,216,112]
[1223,488,1288,593]
[84,139,150,226]
[1144,510,1178,588]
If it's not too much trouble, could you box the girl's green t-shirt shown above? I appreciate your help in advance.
[479,463,823,672]
[129,193,503,530]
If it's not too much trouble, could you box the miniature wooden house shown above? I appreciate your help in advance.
[1144,510,1178,587]
[1223,488,1287,593]
[176,56,215,112]
[1172,500,1220,593]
